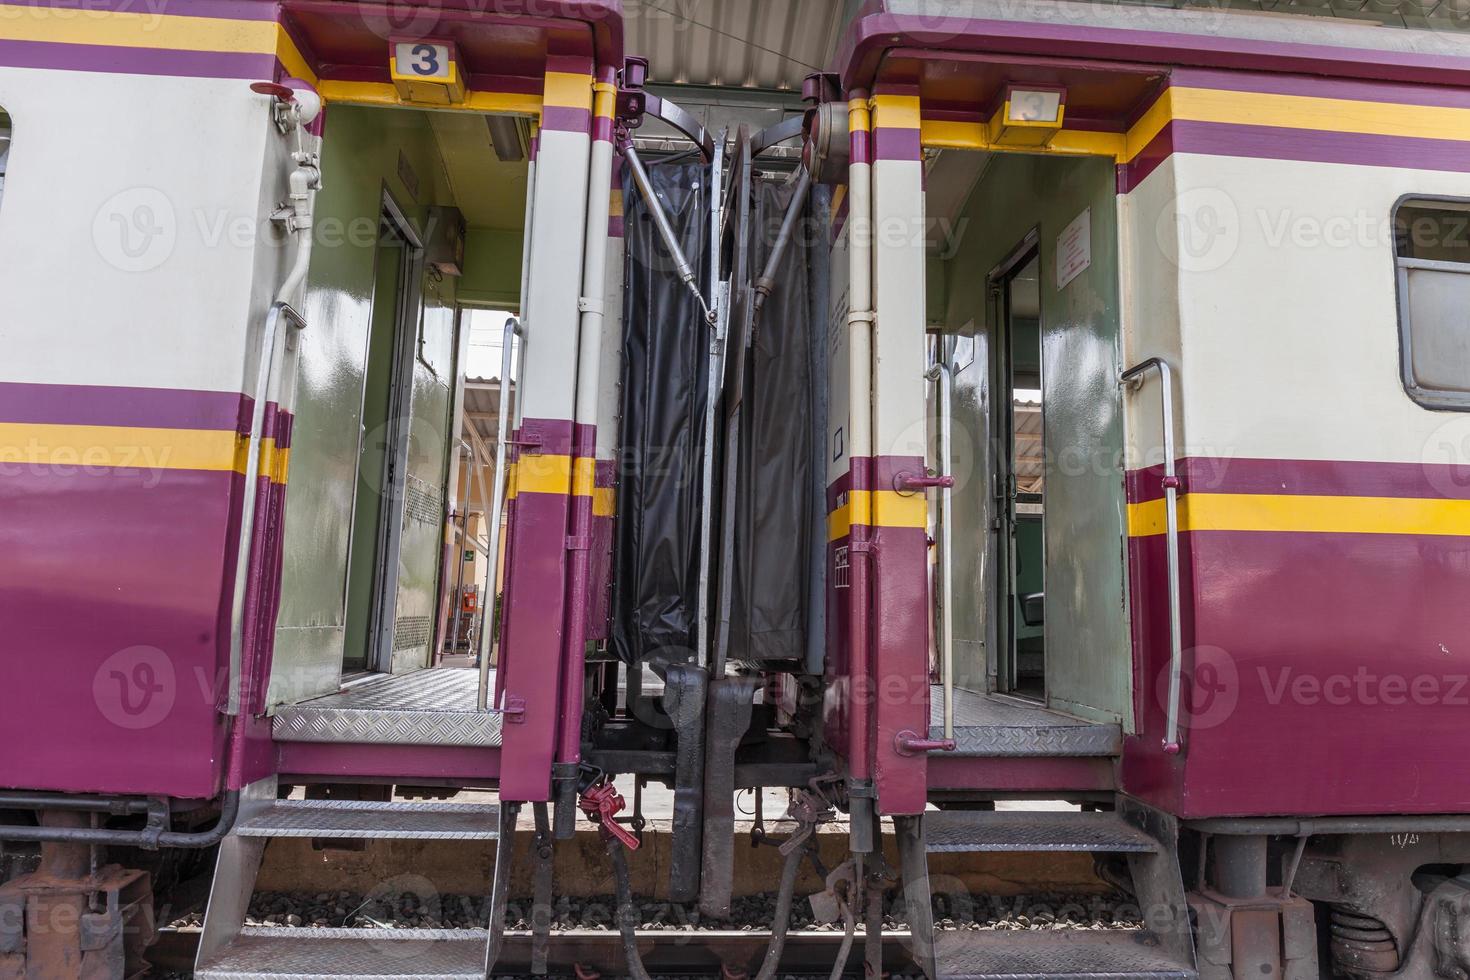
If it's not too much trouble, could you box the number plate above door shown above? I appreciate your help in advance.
[390,40,466,105]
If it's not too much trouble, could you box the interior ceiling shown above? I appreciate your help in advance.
[429,111,529,231]
[628,0,850,90]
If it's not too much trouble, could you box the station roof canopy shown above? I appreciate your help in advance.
[626,0,854,91]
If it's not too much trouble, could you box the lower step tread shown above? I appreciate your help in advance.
[234,800,500,840]
[936,930,1196,980]
[926,811,1159,854]
[196,930,488,979]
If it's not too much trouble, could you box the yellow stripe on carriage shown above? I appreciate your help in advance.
[1128,492,1470,538]
[511,454,603,499]
[316,81,542,116]
[543,71,594,111]
[922,85,1470,162]
[827,490,929,541]
[0,5,277,54]
[0,423,290,483]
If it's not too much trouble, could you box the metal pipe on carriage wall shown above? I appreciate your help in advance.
[478,317,522,711]
[225,147,318,716]
[482,127,540,711]
[555,72,620,767]
[846,90,877,845]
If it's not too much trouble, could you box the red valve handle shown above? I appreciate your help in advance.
[578,782,641,850]
[250,81,296,102]
[894,730,957,756]
[896,472,955,492]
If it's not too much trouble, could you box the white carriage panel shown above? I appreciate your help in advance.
[1170,153,1470,467]
[1119,160,1185,473]
[871,156,929,460]
[518,126,591,426]
[0,68,271,394]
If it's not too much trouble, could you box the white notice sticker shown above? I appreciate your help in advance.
[1056,208,1091,290]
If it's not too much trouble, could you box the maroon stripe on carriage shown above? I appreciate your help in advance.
[0,38,276,79]
[0,466,240,798]
[1123,118,1470,193]
[1125,456,1470,505]
[1122,527,1470,817]
[0,382,253,432]
[540,105,593,135]
[837,9,1470,93]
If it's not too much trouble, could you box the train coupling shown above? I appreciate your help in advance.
[578,778,641,851]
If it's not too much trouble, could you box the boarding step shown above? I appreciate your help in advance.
[196,927,489,980]
[926,811,1159,854]
[935,930,1196,980]
[235,799,501,840]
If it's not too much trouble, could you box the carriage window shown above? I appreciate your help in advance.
[0,110,10,210]
[1395,200,1470,410]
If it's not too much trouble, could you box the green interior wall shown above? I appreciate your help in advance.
[269,103,517,704]
[937,151,1132,727]
[460,228,523,309]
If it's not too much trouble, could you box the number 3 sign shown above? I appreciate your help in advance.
[390,40,466,105]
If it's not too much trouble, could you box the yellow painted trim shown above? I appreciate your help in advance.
[317,80,540,116]
[0,5,275,53]
[274,24,317,86]
[592,82,618,121]
[505,461,519,502]
[923,84,1470,162]
[1124,87,1176,161]
[516,454,574,496]
[1128,493,1470,538]
[920,119,1125,158]
[543,70,593,111]
[1171,86,1470,146]
[572,457,597,499]
[828,490,929,541]
[594,487,616,519]
[872,93,922,131]
[609,189,624,218]
[0,422,302,482]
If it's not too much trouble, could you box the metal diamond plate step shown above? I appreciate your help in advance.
[235,800,500,840]
[196,929,489,980]
[273,669,502,747]
[936,930,1196,979]
[930,688,1121,757]
[925,811,1158,854]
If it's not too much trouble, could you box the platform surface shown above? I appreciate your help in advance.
[929,686,1122,757]
[273,669,502,747]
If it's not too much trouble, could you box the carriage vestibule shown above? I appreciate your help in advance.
[267,102,529,707]
[928,149,1131,728]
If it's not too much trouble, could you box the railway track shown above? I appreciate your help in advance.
[148,927,922,977]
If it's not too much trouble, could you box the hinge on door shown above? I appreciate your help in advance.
[501,696,526,724]
[566,535,592,552]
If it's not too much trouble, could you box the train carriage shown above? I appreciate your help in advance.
[4,0,1470,978]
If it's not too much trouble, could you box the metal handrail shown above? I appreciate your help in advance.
[227,301,306,716]
[1119,357,1184,755]
[925,360,955,741]
[477,317,523,711]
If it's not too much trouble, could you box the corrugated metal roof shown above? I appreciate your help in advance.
[627,0,850,91]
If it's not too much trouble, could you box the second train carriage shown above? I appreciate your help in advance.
[4,0,1470,977]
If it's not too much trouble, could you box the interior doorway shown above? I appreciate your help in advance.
[994,243,1045,701]
[342,196,421,676]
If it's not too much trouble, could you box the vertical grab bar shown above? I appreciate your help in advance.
[924,360,955,741]
[227,301,306,716]
[1119,357,1184,755]
[478,317,524,711]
